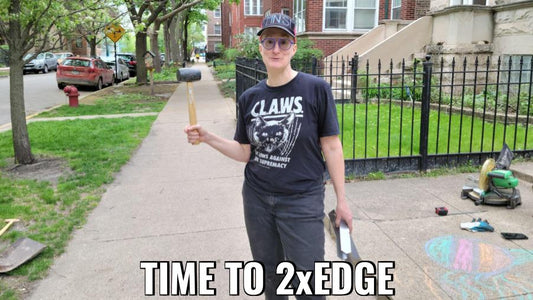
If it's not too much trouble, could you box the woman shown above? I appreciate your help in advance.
[184,13,353,299]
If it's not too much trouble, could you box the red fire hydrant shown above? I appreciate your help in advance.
[63,85,79,107]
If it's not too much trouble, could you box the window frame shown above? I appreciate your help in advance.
[244,0,263,16]
[391,0,401,19]
[450,0,486,5]
[323,0,378,32]
[293,0,306,34]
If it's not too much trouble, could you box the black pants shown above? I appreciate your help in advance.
[242,183,326,300]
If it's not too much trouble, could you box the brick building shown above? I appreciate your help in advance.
[295,0,430,56]
[209,0,431,56]
[206,7,223,53]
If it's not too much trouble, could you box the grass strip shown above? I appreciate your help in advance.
[0,116,155,299]
[37,94,167,118]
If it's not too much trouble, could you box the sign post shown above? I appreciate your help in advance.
[104,24,125,82]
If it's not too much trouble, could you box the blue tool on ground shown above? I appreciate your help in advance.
[460,218,495,232]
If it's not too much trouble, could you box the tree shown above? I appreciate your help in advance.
[76,8,126,57]
[124,0,202,84]
[0,0,98,164]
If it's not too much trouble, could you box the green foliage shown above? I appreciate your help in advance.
[433,84,533,116]
[293,38,323,60]
[36,94,168,118]
[153,66,179,81]
[235,34,260,59]
[0,116,156,299]
[213,62,236,80]
[223,48,240,62]
[337,101,533,159]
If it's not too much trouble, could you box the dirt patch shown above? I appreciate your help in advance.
[0,275,36,299]
[2,157,72,185]
[80,83,178,105]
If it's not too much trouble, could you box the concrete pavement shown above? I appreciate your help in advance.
[29,63,532,299]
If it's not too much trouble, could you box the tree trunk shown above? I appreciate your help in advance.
[170,14,182,65]
[182,13,190,63]
[135,30,148,84]
[163,20,171,67]
[89,36,97,57]
[150,21,162,73]
[8,0,34,164]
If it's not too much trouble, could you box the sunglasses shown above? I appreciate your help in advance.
[260,37,295,51]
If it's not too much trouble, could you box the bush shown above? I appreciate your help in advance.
[235,34,260,59]
[224,48,240,62]
[294,38,323,60]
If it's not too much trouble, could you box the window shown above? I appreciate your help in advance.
[282,8,290,16]
[325,0,347,29]
[294,0,306,33]
[354,0,376,29]
[76,37,83,48]
[324,0,376,31]
[214,7,221,18]
[214,24,221,35]
[450,0,486,5]
[245,0,262,15]
[391,0,401,19]
[244,27,260,36]
[502,55,532,86]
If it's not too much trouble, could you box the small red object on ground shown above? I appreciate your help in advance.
[435,207,448,216]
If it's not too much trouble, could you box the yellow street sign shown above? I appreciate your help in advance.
[105,24,125,43]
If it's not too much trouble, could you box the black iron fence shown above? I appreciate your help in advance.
[235,54,533,176]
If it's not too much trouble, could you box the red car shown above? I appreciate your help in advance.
[56,57,114,90]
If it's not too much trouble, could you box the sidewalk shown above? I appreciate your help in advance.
[29,63,532,299]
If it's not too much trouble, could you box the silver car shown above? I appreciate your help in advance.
[101,56,130,83]
[23,52,58,74]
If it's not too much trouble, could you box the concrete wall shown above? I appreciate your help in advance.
[359,16,432,70]
[328,20,413,60]
[431,6,493,46]
[492,1,533,55]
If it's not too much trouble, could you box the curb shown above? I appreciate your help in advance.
[0,92,91,132]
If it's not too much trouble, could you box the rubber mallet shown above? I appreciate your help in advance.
[178,68,202,145]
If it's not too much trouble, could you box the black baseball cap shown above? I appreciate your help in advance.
[257,13,296,38]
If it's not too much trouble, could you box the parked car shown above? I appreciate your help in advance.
[23,52,58,74]
[55,52,74,65]
[116,53,136,76]
[101,56,130,83]
[56,57,114,90]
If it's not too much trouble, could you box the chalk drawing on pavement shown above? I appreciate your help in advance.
[425,235,533,299]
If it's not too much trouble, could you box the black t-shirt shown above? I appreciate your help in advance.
[234,72,339,195]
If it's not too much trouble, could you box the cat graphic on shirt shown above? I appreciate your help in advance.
[252,113,296,154]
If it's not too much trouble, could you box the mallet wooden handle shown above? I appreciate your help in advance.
[186,82,199,145]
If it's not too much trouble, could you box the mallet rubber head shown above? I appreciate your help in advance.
[178,68,201,82]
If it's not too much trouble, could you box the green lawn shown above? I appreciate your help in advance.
[0,117,156,299]
[337,102,533,159]
[37,94,167,117]
[0,78,176,299]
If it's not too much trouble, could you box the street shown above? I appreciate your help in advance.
[0,72,92,126]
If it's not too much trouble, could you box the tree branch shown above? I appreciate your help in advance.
[159,0,203,22]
